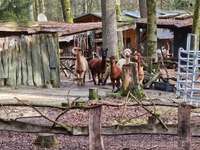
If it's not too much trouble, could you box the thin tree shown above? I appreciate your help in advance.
[139,0,147,18]
[192,0,200,49]
[116,0,122,21]
[192,0,200,34]
[138,0,147,54]
[146,0,157,70]
[33,0,45,21]
[101,0,118,57]
[60,0,73,23]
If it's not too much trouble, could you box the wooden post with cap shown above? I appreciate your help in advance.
[88,88,104,150]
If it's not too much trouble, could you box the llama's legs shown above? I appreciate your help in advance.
[91,71,97,85]
[83,72,86,85]
[77,74,80,86]
[102,66,110,85]
[98,73,101,85]
[80,72,85,86]
[111,79,115,92]
[115,79,121,92]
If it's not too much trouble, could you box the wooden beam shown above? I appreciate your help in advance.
[89,88,104,150]
[178,103,191,150]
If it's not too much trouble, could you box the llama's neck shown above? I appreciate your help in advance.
[125,57,130,64]
[110,62,116,72]
[101,57,106,66]
[101,57,107,72]
[76,52,82,67]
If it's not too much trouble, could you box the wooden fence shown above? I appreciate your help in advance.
[0,33,60,87]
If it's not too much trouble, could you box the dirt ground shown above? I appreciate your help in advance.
[0,74,199,150]
[0,131,200,150]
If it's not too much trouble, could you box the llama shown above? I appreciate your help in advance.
[110,56,122,92]
[72,47,88,86]
[89,48,108,85]
[133,51,144,85]
[102,48,132,86]
[117,48,132,69]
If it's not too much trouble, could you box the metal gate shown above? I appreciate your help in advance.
[176,33,200,105]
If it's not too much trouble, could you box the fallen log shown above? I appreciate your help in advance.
[0,97,180,110]
[1,118,200,137]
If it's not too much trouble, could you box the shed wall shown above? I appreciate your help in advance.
[0,33,60,87]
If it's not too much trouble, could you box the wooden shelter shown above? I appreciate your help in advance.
[0,22,61,88]
[74,13,137,50]
[0,21,104,87]
[136,16,192,59]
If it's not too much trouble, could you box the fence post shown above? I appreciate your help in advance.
[178,103,191,150]
[89,88,104,150]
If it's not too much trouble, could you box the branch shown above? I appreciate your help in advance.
[15,97,73,133]
[51,108,70,129]
[129,93,168,130]
[0,96,181,110]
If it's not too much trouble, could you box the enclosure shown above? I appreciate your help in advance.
[0,22,60,88]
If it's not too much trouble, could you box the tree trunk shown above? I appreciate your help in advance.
[178,104,191,150]
[139,0,147,18]
[101,0,118,57]
[83,0,87,14]
[33,0,39,21]
[38,0,45,14]
[146,0,157,72]
[60,0,73,23]
[33,0,45,21]
[146,0,157,57]
[138,0,147,55]
[192,0,200,48]
[71,0,77,17]
[87,0,94,13]
[116,0,122,21]
[121,63,145,99]
[117,31,124,57]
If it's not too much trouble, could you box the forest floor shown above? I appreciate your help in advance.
[0,71,200,150]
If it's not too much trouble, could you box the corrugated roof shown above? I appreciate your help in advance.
[0,21,102,35]
[123,10,190,19]
[74,12,134,23]
[136,17,193,28]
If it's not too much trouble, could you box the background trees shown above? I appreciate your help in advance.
[0,0,32,22]
[101,0,118,57]
[60,0,73,23]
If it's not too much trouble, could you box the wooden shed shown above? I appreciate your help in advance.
[0,22,61,88]
[136,16,192,59]
[74,13,102,23]
[74,13,137,50]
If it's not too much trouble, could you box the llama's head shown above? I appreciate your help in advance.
[72,47,82,55]
[101,48,108,59]
[110,56,116,64]
[123,48,132,58]
[133,51,142,62]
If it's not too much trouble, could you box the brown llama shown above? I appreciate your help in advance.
[72,47,88,86]
[89,48,108,85]
[110,56,122,92]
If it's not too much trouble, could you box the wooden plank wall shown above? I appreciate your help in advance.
[0,33,60,88]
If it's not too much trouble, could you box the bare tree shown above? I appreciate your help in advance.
[139,0,147,18]
[146,0,157,63]
[60,0,73,23]
[192,0,200,34]
[101,0,118,57]
[33,0,45,21]
[192,0,200,48]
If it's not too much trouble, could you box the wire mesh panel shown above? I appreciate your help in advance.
[176,33,200,105]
